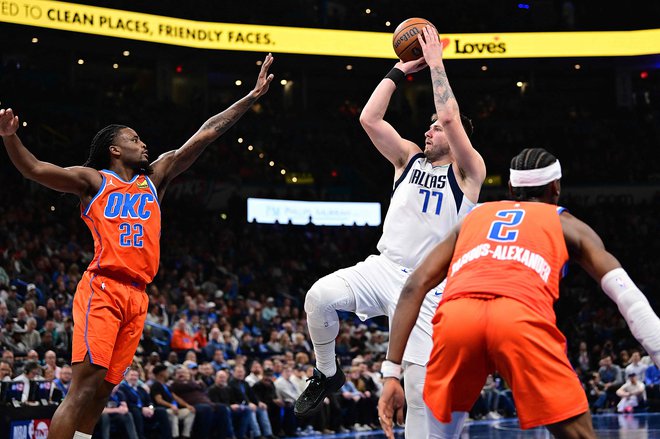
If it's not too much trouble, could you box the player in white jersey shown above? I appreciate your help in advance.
[295,26,486,438]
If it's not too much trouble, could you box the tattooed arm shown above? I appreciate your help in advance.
[149,54,274,193]
[419,27,485,200]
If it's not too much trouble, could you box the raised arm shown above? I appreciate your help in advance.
[561,212,660,366]
[359,58,427,172]
[419,27,486,196]
[0,109,101,198]
[149,53,275,192]
[378,224,460,438]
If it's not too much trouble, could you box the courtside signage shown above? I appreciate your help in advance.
[2,0,659,58]
[247,198,381,226]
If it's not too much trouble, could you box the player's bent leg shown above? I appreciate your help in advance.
[426,407,468,439]
[49,355,114,438]
[296,274,354,417]
[546,411,596,439]
[304,274,356,376]
[402,362,428,439]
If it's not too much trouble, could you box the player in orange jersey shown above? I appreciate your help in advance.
[378,148,660,439]
[0,53,274,439]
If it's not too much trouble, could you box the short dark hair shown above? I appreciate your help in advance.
[23,361,41,374]
[152,364,168,376]
[509,148,558,201]
[431,113,474,138]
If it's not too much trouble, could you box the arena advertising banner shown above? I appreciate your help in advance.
[2,0,660,58]
[10,419,50,439]
[247,198,381,226]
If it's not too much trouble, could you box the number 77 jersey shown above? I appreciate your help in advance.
[444,200,569,323]
[81,170,161,285]
[377,154,475,269]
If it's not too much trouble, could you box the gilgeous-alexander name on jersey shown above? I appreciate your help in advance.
[444,201,569,322]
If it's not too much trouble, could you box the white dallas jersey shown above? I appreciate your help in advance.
[377,153,475,268]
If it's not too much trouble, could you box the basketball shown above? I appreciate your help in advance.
[392,18,435,62]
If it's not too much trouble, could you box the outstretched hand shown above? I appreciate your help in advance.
[378,378,405,439]
[250,53,275,99]
[395,56,427,75]
[419,25,444,67]
[0,108,19,137]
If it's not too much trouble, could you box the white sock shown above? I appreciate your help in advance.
[73,432,93,439]
[313,339,337,377]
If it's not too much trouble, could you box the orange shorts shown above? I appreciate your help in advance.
[72,271,148,384]
[424,295,587,429]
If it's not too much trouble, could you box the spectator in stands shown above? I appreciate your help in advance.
[262,298,278,322]
[645,363,660,412]
[616,373,646,413]
[245,360,263,387]
[587,371,605,410]
[0,359,13,381]
[274,365,301,436]
[198,362,216,387]
[339,366,373,431]
[26,349,39,363]
[228,364,275,439]
[252,368,286,435]
[576,341,591,373]
[625,350,648,381]
[150,364,195,439]
[171,318,195,355]
[0,301,9,326]
[208,369,250,439]
[21,317,40,350]
[204,328,226,360]
[13,360,42,402]
[43,349,61,379]
[99,384,139,439]
[121,368,172,439]
[5,286,19,316]
[52,364,72,398]
[169,365,235,439]
[594,355,624,411]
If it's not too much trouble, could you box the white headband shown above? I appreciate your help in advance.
[509,160,561,187]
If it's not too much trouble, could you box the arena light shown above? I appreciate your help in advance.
[574,64,581,70]
[346,64,353,70]
[237,137,244,143]
[31,37,38,43]
[247,145,254,151]
[481,65,488,71]
[123,50,130,56]
[247,198,382,226]
[77,59,84,65]
[235,80,242,86]
[365,8,371,14]
[113,63,119,69]
[640,71,649,79]
[280,79,288,85]
[385,21,391,27]
[256,60,263,66]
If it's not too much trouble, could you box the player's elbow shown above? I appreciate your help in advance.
[359,109,380,128]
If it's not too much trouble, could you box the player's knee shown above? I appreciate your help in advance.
[304,275,353,316]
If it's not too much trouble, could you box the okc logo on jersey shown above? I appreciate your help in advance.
[103,193,156,220]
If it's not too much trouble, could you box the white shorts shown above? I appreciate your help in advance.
[334,253,444,365]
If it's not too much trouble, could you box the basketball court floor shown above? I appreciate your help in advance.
[284,413,660,438]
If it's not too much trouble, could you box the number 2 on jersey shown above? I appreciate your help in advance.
[487,209,525,242]
[419,189,443,215]
[119,223,144,247]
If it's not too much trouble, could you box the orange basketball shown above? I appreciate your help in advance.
[392,18,435,62]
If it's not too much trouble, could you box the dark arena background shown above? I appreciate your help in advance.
[1,1,660,438]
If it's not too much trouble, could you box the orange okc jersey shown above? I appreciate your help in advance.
[81,170,161,285]
[444,201,568,323]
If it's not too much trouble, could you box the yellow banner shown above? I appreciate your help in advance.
[2,0,660,59]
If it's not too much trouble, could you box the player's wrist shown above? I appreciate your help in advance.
[381,360,402,379]
[384,67,405,86]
